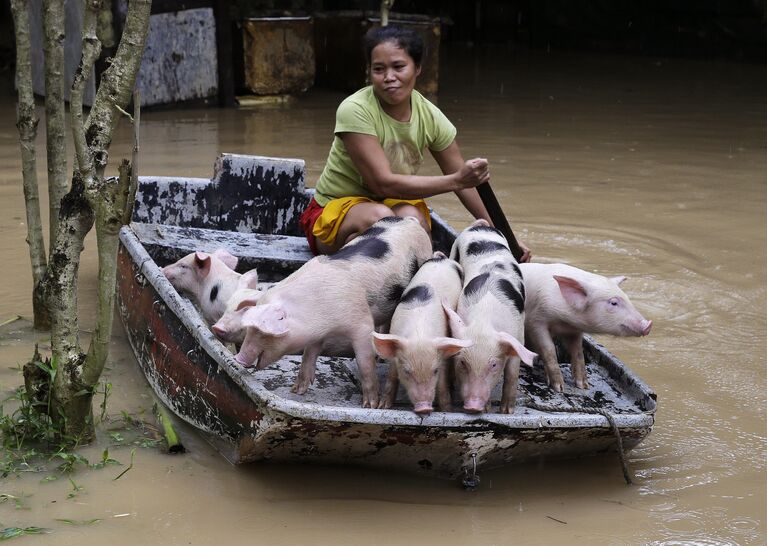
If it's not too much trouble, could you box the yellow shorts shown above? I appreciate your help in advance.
[312,196,431,248]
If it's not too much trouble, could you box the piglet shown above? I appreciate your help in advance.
[213,216,432,408]
[519,262,652,391]
[446,219,537,414]
[211,287,264,345]
[372,252,471,415]
[162,249,258,324]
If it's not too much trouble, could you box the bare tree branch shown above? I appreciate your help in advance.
[10,0,48,311]
[81,0,151,388]
[85,0,151,181]
[117,90,140,226]
[42,0,68,248]
[72,0,103,179]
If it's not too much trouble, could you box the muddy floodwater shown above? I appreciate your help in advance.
[1,47,765,545]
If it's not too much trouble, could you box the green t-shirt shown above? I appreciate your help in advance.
[313,86,457,206]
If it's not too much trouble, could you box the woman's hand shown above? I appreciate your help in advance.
[517,240,533,263]
[455,158,490,189]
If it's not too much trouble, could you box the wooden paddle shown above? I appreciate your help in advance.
[476,181,526,262]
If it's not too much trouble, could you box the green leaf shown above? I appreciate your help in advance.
[33,361,53,376]
[113,449,135,481]
[0,526,50,539]
[55,518,101,526]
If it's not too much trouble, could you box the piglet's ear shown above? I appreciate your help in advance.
[213,248,238,270]
[239,269,259,290]
[194,252,212,276]
[371,332,405,359]
[242,304,289,337]
[609,275,627,285]
[434,337,472,358]
[497,332,537,366]
[235,295,262,311]
[553,275,588,311]
[442,301,467,338]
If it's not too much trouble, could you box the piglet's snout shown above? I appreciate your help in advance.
[623,318,653,337]
[463,398,485,414]
[641,319,653,336]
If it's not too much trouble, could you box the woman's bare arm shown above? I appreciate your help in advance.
[430,141,493,223]
[340,132,489,198]
[432,141,533,262]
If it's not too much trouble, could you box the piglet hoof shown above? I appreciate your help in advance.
[234,354,255,369]
[377,399,393,410]
[290,381,309,395]
[413,403,433,416]
[574,378,590,390]
[499,397,516,414]
[362,394,379,409]
[548,379,564,393]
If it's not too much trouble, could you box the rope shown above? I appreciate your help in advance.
[525,395,634,485]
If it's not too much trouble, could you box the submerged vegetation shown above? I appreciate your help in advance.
[0,336,170,540]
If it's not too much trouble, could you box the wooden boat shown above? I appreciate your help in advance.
[116,153,657,481]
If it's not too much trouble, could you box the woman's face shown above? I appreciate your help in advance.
[369,40,421,108]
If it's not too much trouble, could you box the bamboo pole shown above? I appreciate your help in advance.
[153,403,186,454]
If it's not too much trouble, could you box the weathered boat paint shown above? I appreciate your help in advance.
[116,153,657,478]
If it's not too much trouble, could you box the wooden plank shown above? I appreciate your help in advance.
[131,222,312,281]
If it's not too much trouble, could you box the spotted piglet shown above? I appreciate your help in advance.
[213,216,432,408]
[519,262,652,391]
[162,249,259,324]
[372,251,471,415]
[446,219,537,414]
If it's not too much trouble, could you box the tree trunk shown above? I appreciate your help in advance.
[83,170,134,388]
[10,0,50,330]
[47,178,95,439]
[42,0,68,249]
[46,0,151,440]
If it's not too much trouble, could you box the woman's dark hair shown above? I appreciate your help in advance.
[363,25,424,67]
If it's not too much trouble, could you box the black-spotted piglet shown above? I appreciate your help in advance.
[162,249,258,324]
[372,252,471,415]
[214,216,432,408]
[446,219,536,414]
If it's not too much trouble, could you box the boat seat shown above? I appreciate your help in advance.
[130,222,313,281]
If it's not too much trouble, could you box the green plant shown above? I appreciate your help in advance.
[56,518,101,526]
[96,382,112,423]
[52,451,89,474]
[90,449,120,470]
[66,478,83,499]
[0,526,49,540]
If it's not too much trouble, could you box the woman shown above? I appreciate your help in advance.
[300,25,531,261]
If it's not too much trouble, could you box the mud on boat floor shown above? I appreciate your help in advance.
[243,351,645,417]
